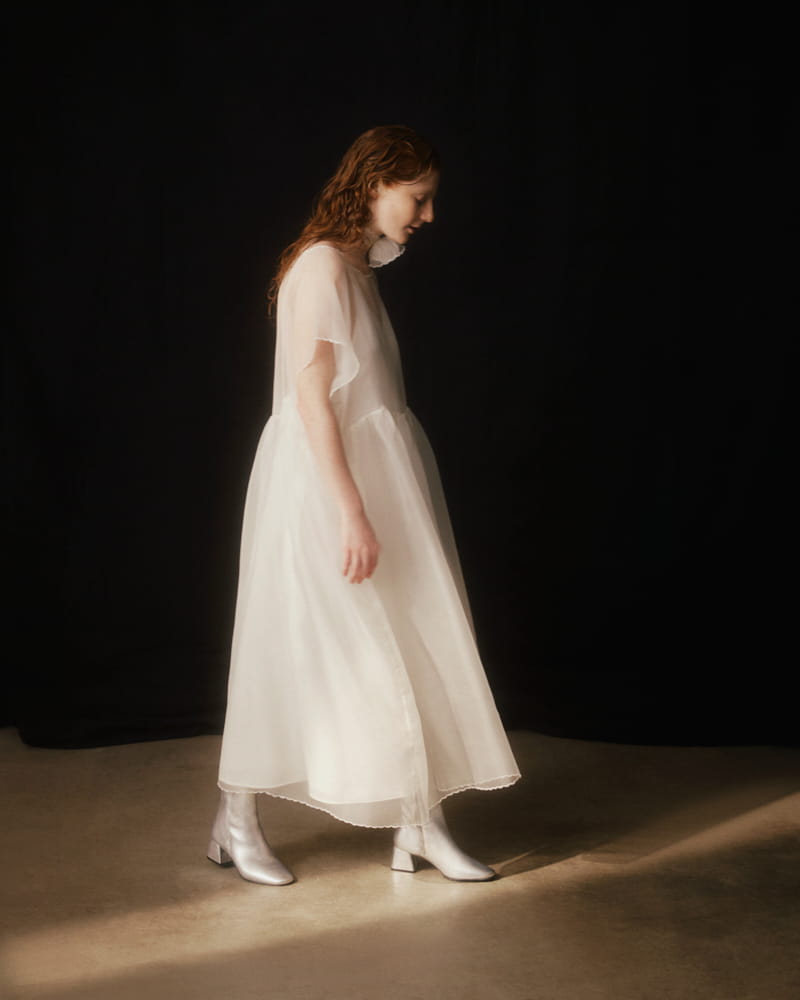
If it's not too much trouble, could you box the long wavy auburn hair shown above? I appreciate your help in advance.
[267,125,439,310]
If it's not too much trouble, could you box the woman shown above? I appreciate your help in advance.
[209,126,520,885]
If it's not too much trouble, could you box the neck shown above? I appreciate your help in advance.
[362,230,381,257]
[344,229,381,265]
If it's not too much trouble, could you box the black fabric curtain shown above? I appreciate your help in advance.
[7,3,794,747]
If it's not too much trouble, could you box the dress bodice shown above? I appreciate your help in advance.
[272,243,407,428]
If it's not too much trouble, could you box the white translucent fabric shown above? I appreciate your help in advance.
[218,243,520,827]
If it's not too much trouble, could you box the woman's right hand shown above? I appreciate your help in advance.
[340,509,380,584]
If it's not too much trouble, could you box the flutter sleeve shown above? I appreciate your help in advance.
[279,244,360,399]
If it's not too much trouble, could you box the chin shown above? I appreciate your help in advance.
[378,228,405,245]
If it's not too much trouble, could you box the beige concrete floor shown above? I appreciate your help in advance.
[0,728,798,1000]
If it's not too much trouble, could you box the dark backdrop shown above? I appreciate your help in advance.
[7,3,795,747]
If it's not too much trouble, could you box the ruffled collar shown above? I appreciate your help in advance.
[367,236,406,269]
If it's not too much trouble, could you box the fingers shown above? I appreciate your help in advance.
[343,547,363,583]
[340,513,380,583]
[349,549,371,584]
[342,545,379,584]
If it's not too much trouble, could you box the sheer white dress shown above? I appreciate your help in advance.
[218,239,520,828]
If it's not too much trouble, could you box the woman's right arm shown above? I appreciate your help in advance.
[296,338,380,584]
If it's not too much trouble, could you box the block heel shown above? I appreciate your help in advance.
[391,846,418,872]
[207,838,233,866]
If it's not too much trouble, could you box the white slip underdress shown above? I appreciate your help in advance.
[218,238,520,827]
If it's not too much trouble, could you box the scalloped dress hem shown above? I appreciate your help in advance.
[216,774,522,830]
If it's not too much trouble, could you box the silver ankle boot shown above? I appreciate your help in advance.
[392,802,496,882]
[207,790,295,885]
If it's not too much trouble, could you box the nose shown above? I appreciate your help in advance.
[420,200,434,224]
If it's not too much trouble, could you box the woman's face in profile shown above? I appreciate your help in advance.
[369,171,439,245]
